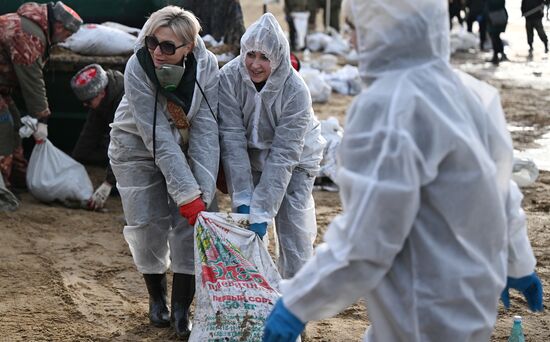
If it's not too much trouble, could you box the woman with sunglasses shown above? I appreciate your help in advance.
[218,14,325,280]
[108,6,219,338]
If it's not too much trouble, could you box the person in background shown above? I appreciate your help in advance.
[521,0,548,55]
[449,0,465,28]
[70,64,124,211]
[285,0,309,51]
[108,6,219,338]
[486,0,509,65]
[465,0,488,50]
[218,13,325,280]
[307,0,342,32]
[178,0,246,55]
[263,0,543,341]
[0,1,81,191]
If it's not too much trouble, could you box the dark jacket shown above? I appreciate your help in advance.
[466,0,486,16]
[72,69,124,185]
[486,0,508,33]
[521,0,545,19]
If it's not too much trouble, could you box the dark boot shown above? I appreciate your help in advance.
[171,273,195,339]
[545,42,549,54]
[143,273,170,327]
[490,53,499,66]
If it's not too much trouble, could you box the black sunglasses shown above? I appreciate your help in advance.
[145,35,186,55]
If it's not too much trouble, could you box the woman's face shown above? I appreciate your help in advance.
[245,51,272,83]
[148,26,193,68]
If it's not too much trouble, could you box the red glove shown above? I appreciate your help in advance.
[179,197,206,226]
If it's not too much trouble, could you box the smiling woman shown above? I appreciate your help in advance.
[107,5,220,339]
[218,13,325,285]
[245,51,272,83]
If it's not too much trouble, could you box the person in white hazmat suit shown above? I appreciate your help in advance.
[108,6,219,338]
[218,13,325,279]
[263,0,544,341]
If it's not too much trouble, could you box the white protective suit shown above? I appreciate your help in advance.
[108,36,219,274]
[280,1,537,341]
[218,13,325,278]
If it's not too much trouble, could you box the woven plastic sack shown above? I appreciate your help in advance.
[59,23,136,55]
[26,139,93,207]
[190,212,283,342]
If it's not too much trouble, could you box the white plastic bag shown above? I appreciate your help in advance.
[512,157,539,187]
[190,212,284,342]
[59,23,137,55]
[324,64,362,95]
[450,29,479,53]
[306,32,331,52]
[26,139,93,206]
[18,115,38,138]
[300,67,331,103]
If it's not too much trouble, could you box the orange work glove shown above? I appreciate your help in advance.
[179,197,206,226]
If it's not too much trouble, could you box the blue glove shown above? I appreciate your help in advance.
[501,272,543,312]
[237,205,250,214]
[249,222,267,239]
[263,299,305,342]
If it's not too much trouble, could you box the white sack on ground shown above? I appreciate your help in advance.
[26,139,93,207]
[100,21,140,36]
[60,24,137,55]
[306,29,350,55]
[202,34,224,48]
[323,65,362,95]
[190,212,283,342]
[311,54,338,72]
[300,67,331,103]
[512,157,539,187]
[450,29,479,53]
[306,32,332,52]
[322,28,350,55]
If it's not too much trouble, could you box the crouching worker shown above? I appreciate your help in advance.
[263,0,543,341]
[0,1,81,190]
[108,6,219,338]
[218,13,325,280]
[70,64,124,210]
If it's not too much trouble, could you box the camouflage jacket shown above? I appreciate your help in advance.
[0,2,50,116]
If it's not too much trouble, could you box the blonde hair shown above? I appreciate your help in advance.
[139,6,201,46]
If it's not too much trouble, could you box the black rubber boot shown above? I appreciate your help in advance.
[171,273,195,339]
[490,53,499,66]
[143,273,170,327]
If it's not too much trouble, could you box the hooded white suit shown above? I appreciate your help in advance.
[109,35,219,275]
[280,1,537,340]
[218,13,325,278]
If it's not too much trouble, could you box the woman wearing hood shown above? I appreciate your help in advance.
[108,6,219,338]
[263,0,542,341]
[218,13,325,280]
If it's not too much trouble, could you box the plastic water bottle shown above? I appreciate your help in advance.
[508,316,525,342]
